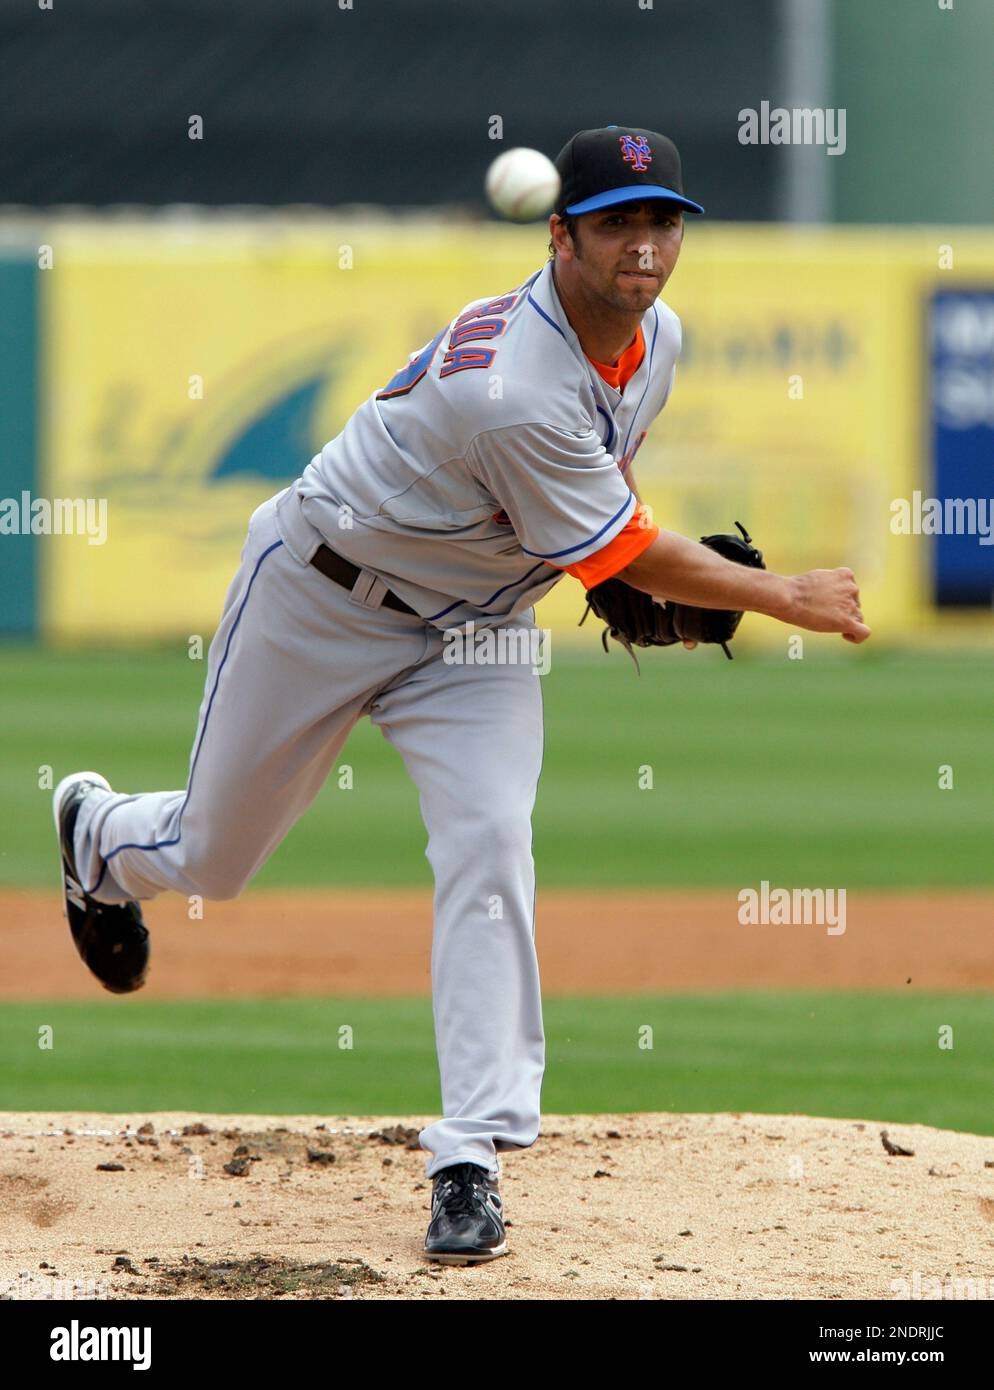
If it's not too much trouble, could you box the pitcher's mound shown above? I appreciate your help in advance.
[2,1110,992,1300]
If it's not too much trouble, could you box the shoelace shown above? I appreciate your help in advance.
[435,1164,494,1218]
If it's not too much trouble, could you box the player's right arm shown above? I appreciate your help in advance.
[619,529,871,643]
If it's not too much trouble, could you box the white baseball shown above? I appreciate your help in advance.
[484,148,561,222]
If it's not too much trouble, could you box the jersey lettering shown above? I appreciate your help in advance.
[376,327,447,400]
[377,292,520,397]
[617,430,648,472]
[440,346,496,377]
[454,294,517,326]
[448,318,506,348]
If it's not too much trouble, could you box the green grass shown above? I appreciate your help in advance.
[2,993,992,1136]
[0,643,991,889]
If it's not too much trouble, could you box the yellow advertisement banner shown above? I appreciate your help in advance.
[41,220,994,645]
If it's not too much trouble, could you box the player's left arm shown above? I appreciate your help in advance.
[620,528,871,642]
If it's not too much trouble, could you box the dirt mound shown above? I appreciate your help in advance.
[3,1110,994,1300]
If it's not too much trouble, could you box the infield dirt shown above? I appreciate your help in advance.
[4,887,994,998]
[3,1109,994,1300]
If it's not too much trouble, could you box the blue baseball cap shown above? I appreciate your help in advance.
[554,126,704,217]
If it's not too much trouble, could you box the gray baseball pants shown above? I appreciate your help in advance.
[72,489,546,1179]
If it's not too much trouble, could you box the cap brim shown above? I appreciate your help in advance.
[564,185,705,216]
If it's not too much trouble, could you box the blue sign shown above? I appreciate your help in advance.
[929,290,994,607]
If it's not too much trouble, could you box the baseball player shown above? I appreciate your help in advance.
[53,127,870,1266]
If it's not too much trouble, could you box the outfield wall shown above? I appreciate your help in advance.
[1,219,992,646]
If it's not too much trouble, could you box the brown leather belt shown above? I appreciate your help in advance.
[310,543,418,616]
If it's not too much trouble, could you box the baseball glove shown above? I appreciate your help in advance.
[578,521,765,669]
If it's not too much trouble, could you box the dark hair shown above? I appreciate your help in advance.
[548,213,580,260]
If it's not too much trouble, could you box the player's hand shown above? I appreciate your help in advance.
[682,640,698,650]
[784,567,871,642]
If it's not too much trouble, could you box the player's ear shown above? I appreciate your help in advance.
[550,213,579,261]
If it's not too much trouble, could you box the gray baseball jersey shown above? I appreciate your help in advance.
[66,256,684,1186]
[280,259,682,623]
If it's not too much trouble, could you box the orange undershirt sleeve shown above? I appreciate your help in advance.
[552,506,659,588]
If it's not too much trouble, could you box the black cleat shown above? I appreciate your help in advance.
[424,1161,508,1265]
[53,771,149,995]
